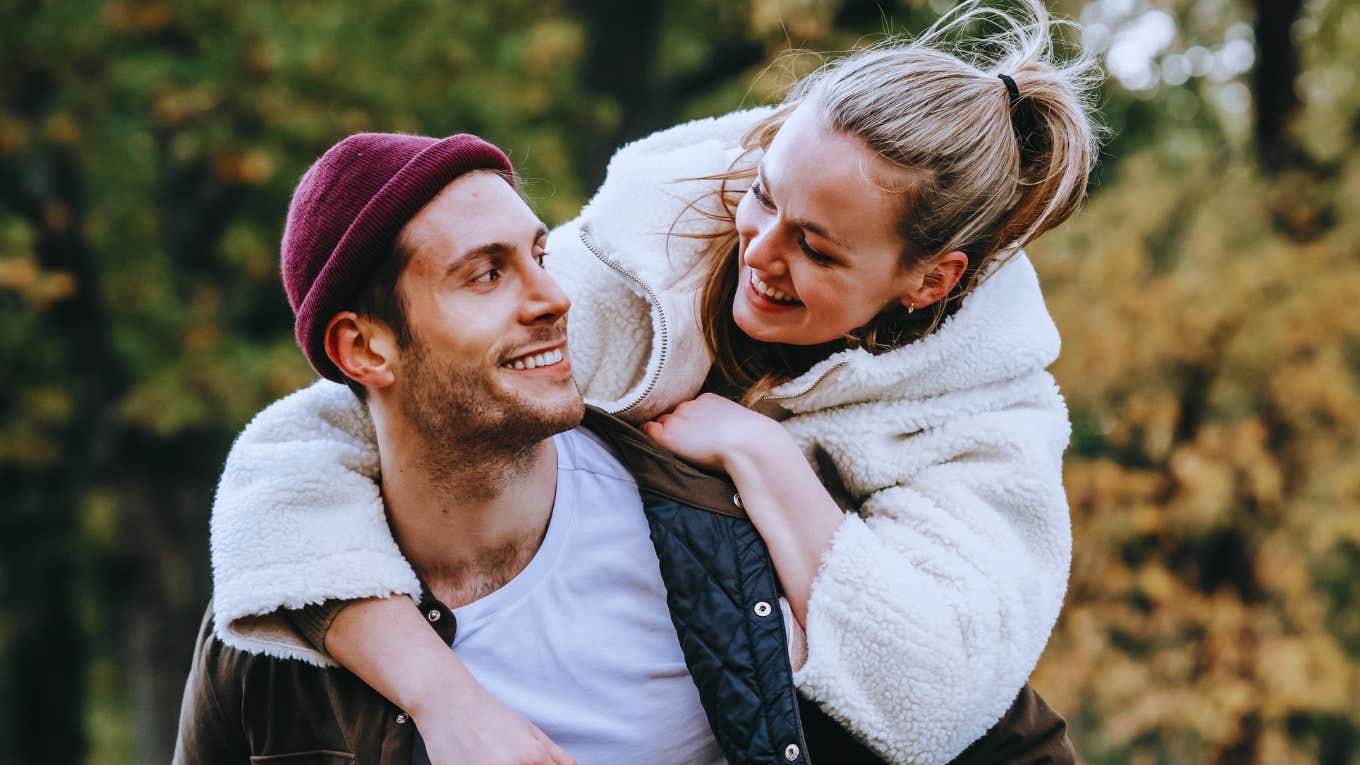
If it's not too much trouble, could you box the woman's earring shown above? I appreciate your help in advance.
[907,301,915,315]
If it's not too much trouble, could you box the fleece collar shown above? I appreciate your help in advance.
[768,252,1061,413]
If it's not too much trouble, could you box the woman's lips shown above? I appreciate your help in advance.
[745,269,802,310]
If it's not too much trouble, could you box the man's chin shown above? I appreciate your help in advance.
[528,390,587,434]
[495,367,584,424]
[485,379,584,437]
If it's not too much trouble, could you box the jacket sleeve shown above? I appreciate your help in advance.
[791,401,1073,765]
[950,684,1074,765]
[173,607,250,764]
[286,599,350,654]
[210,379,421,664]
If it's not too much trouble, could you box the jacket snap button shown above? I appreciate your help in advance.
[733,493,743,509]
[754,601,772,617]
[395,712,409,724]
[427,609,441,622]
[784,743,800,760]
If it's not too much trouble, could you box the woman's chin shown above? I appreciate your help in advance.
[734,302,845,347]
[732,303,784,344]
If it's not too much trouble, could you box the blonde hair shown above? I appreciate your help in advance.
[688,0,1102,404]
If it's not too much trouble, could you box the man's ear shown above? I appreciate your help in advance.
[901,250,968,311]
[324,311,398,391]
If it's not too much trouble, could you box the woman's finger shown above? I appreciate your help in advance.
[539,732,576,765]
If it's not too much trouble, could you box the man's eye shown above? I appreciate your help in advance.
[473,268,502,283]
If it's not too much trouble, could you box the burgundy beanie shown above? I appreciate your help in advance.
[282,132,514,381]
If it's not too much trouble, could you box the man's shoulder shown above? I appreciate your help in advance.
[187,603,341,693]
[176,603,378,763]
[559,426,637,485]
[189,604,254,676]
[579,408,744,519]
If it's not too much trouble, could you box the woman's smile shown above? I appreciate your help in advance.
[746,268,803,307]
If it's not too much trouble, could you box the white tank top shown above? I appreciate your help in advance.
[414,428,727,765]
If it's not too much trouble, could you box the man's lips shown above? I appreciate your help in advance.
[499,343,568,371]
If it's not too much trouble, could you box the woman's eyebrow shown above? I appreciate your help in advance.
[756,163,848,249]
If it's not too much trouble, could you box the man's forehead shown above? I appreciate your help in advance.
[399,171,541,263]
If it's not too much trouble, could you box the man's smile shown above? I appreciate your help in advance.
[499,342,571,376]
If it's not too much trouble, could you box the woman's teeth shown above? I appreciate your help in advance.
[751,272,801,304]
[502,348,565,370]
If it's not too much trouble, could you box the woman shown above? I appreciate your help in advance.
[212,2,1098,763]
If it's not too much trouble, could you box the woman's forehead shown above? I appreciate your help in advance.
[763,104,912,249]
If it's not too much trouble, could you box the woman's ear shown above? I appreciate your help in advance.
[901,251,968,311]
[324,311,397,391]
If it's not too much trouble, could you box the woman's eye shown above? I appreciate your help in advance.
[473,268,502,283]
[799,238,833,265]
[535,251,548,268]
[751,182,775,210]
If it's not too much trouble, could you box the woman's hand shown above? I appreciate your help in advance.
[416,688,576,765]
[644,393,844,627]
[641,393,787,472]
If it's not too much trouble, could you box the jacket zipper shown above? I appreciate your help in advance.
[579,223,669,417]
[761,360,847,403]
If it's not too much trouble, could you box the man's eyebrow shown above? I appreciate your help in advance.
[446,223,550,275]
[757,163,848,250]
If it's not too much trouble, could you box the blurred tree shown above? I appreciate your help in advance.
[1032,1,1360,762]
[1250,0,1305,173]
[567,0,767,187]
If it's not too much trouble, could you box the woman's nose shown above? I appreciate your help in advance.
[743,224,787,276]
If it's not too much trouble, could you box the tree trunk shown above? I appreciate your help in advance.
[1250,0,1305,174]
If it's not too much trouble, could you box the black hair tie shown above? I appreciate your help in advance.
[998,73,1021,108]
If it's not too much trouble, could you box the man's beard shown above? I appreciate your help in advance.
[398,331,584,496]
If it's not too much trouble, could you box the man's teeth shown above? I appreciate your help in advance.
[502,348,565,370]
[751,272,800,304]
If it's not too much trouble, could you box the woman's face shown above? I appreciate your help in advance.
[732,102,923,347]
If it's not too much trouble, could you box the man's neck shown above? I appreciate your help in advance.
[371,404,559,609]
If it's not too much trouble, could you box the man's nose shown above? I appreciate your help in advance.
[521,258,571,324]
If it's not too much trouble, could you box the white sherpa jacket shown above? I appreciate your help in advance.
[212,108,1072,765]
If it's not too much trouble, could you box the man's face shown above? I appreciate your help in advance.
[390,170,583,450]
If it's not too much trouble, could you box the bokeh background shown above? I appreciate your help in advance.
[2,0,1357,763]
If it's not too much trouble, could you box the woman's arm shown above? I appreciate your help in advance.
[641,394,843,626]
[326,598,575,765]
[721,437,843,627]
[211,380,421,658]
[645,393,1072,765]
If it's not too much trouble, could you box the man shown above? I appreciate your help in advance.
[174,132,1073,764]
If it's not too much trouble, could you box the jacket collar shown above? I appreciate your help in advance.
[582,406,745,520]
[766,251,1061,412]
